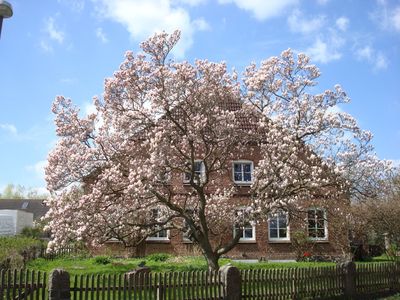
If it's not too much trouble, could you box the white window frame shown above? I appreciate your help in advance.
[232,160,254,185]
[146,209,170,241]
[183,160,204,184]
[233,208,256,243]
[268,211,290,242]
[307,208,328,241]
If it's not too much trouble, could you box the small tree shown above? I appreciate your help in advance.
[45,31,389,270]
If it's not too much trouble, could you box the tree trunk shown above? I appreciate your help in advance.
[205,252,220,271]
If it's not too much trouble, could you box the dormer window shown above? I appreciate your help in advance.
[232,161,253,185]
[183,160,204,183]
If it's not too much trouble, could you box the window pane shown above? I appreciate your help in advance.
[317,229,325,238]
[194,161,202,172]
[244,228,253,238]
[317,219,325,228]
[308,220,316,228]
[270,229,278,238]
[270,219,277,229]
[234,163,242,172]
[308,229,316,238]
[234,172,243,182]
[158,229,167,238]
[184,172,191,181]
[278,215,287,228]
[316,209,324,219]
[279,229,287,238]
[234,226,243,238]
[308,210,315,219]
[243,172,252,182]
[243,163,251,172]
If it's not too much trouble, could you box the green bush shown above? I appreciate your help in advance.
[146,253,171,262]
[20,226,44,239]
[94,255,111,265]
[0,236,44,271]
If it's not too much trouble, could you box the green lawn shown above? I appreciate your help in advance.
[26,255,336,276]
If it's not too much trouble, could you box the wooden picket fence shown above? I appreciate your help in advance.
[240,266,344,299]
[69,271,224,300]
[0,269,47,300]
[1,262,400,300]
[356,262,400,295]
[39,247,77,260]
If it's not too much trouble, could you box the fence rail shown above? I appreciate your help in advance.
[1,262,400,300]
[0,269,47,300]
[69,271,224,300]
[241,266,344,299]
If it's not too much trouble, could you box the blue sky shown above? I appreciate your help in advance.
[0,0,399,193]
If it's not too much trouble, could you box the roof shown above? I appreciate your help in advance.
[0,199,48,220]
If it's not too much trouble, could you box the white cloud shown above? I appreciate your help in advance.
[371,0,400,32]
[174,0,206,6]
[287,10,325,34]
[84,102,97,116]
[305,38,342,63]
[336,16,349,31]
[26,160,47,180]
[392,7,400,31]
[218,0,298,21]
[57,0,85,12]
[44,17,65,44]
[39,40,53,53]
[355,45,388,70]
[92,0,210,58]
[0,123,17,136]
[193,18,211,31]
[96,27,108,43]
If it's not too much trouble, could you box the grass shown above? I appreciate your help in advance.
[26,255,336,276]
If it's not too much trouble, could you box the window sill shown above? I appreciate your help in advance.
[238,240,257,244]
[146,239,171,244]
[234,182,253,186]
[182,240,193,244]
[268,240,291,244]
[310,239,329,243]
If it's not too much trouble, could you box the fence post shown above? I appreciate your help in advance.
[48,269,70,300]
[220,264,241,300]
[341,261,356,299]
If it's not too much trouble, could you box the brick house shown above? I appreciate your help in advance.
[96,144,349,261]
[86,100,350,261]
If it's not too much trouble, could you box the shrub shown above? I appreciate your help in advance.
[0,236,44,271]
[146,253,171,262]
[94,256,111,265]
[20,226,44,239]
[291,231,315,261]
[386,244,400,262]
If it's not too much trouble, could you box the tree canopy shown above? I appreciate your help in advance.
[45,31,390,270]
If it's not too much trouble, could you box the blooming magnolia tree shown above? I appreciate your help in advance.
[45,31,389,270]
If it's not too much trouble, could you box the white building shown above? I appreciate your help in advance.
[0,209,33,236]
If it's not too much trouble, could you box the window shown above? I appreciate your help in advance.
[183,160,204,183]
[268,211,289,241]
[146,209,169,241]
[156,167,171,185]
[307,208,327,240]
[182,209,195,243]
[233,161,253,184]
[234,209,256,242]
